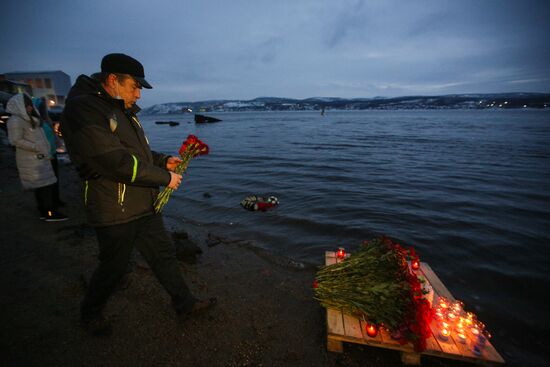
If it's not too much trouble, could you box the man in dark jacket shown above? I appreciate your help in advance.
[61,53,215,335]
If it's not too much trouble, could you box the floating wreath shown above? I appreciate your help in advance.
[240,195,279,211]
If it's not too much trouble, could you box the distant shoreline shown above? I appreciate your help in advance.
[140,93,550,115]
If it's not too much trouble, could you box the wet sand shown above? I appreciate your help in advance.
[0,138,468,367]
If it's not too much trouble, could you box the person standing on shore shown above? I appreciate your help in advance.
[6,93,68,221]
[33,97,65,208]
[60,53,215,336]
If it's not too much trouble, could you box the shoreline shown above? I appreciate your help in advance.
[0,136,470,366]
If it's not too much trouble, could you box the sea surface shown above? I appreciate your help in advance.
[139,109,550,366]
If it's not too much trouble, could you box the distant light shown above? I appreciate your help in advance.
[523,105,527,108]
[49,99,55,106]
[504,101,508,104]
[499,104,503,107]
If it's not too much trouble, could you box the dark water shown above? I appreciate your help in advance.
[140,110,550,366]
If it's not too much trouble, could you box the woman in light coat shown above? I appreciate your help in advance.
[6,93,67,221]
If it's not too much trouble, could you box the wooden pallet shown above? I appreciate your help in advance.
[324,251,505,365]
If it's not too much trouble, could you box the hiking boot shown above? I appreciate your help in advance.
[81,315,112,336]
[177,298,217,320]
[44,211,69,222]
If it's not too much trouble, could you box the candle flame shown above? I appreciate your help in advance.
[365,323,378,337]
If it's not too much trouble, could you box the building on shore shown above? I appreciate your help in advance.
[2,71,71,108]
[0,76,33,96]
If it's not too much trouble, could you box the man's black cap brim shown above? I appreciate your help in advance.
[135,76,152,89]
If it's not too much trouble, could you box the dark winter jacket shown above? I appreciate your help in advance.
[61,75,171,227]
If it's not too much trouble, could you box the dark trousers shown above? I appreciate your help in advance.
[34,183,56,215]
[50,156,61,205]
[33,157,61,215]
[81,214,195,319]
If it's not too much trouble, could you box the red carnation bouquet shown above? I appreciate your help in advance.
[154,134,209,213]
[314,236,434,352]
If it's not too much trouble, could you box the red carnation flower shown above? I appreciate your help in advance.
[155,134,209,213]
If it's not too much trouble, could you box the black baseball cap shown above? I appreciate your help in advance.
[101,53,152,89]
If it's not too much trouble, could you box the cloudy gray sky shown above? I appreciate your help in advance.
[1,0,549,107]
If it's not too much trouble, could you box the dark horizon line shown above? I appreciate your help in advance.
[152,91,550,106]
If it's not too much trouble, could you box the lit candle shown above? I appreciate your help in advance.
[447,311,457,322]
[477,322,486,332]
[471,320,485,338]
[465,312,476,326]
[336,247,346,259]
[456,331,467,343]
[439,327,451,341]
[438,297,449,310]
[452,300,464,315]
[365,323,378,338]
[438,321,451,334]
[411,259,420,271]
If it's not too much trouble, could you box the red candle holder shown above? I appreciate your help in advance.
[365,323,378,338]
[411,259,420,270]
[336,247,346,259]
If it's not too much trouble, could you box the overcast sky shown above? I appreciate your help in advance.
[1,0,549,107]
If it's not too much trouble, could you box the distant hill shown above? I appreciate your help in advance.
[140,93,550,115]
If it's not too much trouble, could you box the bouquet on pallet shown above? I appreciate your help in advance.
[314,236,433,351]
[154,134,209,213]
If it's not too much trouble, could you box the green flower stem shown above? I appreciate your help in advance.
[314,237,414,328]
[154,153,194,213]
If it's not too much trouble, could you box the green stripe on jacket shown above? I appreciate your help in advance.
[131,155,138,183]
